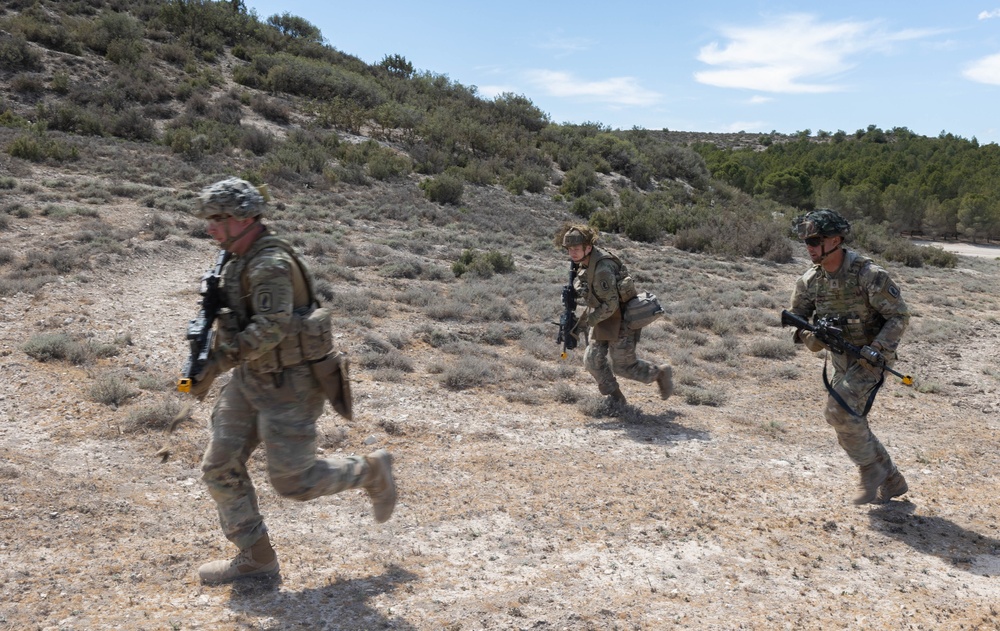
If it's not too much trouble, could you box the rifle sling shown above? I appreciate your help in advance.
[822,354,884,418]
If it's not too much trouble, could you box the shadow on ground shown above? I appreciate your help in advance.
[587,402,710,445]
[870,502,1000,576]
[227,564,419,630]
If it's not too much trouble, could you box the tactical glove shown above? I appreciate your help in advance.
[798,330,826,353]
[858,345,886,370]
[189,355,227,401]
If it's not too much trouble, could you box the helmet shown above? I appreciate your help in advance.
[193,177,266,220]
[561,227,592,248]
[794,209,850,239]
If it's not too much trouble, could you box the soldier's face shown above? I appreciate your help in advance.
[206,215,256,251]
[805,235,841,263]
[566,244,591,263]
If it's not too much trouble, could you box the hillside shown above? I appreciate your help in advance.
[2,3,1000,630]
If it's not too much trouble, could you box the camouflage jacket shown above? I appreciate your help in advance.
[218,230,331,373]
[573,247,638,341]
[790,249,909,353]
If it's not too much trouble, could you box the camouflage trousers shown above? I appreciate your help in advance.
[823,353,894,468]
[201,364,366,550]
[583,327,660,396]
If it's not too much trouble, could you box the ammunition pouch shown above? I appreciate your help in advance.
[310,351,353,420]
[245,306,334,373]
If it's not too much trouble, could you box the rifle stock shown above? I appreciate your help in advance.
[178,250,231,393]
[780,309,913,385]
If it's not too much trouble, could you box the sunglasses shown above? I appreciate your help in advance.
[803,236,824,247]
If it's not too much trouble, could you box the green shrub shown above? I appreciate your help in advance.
[84,12,144,56]
[106,38,146,65]
[7,132,80,163]
[249,93,290,123]
[920,245,957,268]
[367,149,411,181]
[241,126,275,155]
[109,109,155,141]
[559,162,598,198]
[570,195,600,219]
[420,173,464,205]
[452,249,515,278]
[0,34,42,71]
[11,73,44,94]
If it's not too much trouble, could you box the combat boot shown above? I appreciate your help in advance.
[362,449,397,523]
[608,388,627,405]
[854,459,890,505]
[198,533,279,585]
[875,468,908,503]
[656,365,674,400]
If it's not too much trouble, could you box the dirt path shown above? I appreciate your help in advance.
[914,238,1000,258]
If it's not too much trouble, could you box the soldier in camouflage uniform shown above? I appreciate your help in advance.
[788,209,909,505]
[187,177,397,584]
[558,225,673,405]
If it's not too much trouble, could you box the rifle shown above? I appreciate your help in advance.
[555,262,579,360]
[177,250,231,393]
[780,309,913,386]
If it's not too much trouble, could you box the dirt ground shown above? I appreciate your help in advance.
[1,180,1000,631]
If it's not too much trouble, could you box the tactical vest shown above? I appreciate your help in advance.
[582,248,638,306]
[221,234,333,373]
[580,247,639,340]
[808,250,885,347]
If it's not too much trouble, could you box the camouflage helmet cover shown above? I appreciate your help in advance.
[794,208,850,239]
[561,227,593,248]
[194,177,266,220]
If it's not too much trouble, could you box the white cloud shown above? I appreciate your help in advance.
[964,53,1000,84]
[537,33,592,57]
[695,13,937,93]
[748,95,773,104]
[524,70,661,106]
[978,9,1000,19]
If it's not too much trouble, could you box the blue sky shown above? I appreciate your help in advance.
[243,1,1000,144]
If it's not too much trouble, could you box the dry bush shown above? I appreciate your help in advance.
[682,384,729,406]
[88,370,140,406]
[123,395,186,433]
[748,338,796,359]
[441,355,503,390]
[21,333,123,365]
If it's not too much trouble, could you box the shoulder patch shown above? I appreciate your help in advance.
[886,282,900,299]
[256,290,273,313]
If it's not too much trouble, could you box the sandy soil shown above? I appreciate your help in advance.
[1,181,1000,631]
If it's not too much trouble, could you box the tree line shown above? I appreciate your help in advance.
[693,126,1000,242]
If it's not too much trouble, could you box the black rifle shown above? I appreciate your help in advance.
[555,262,579,359]
[177,250,231,393]
[780,310,913,385]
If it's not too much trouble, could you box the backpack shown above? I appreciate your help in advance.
[623,291,664,330]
